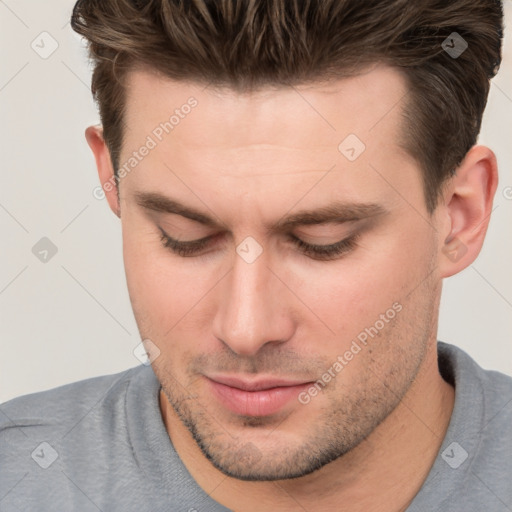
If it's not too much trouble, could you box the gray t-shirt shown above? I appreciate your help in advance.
[1,341,511,511]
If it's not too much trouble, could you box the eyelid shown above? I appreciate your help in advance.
[158,228,353,248]
[290,233,359,261]
[158,225,360,261]
[287,231,358,250]
[158,227,213,245]
[158,221,361,245]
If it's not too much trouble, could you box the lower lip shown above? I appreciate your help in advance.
[206,378,312,417]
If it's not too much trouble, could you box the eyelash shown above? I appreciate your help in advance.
[158,228,359,261]
[290,234,359,260]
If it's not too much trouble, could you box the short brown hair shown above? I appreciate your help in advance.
[71,0,503,212]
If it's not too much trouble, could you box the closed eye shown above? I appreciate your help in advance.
[158,228,360,261]
[288,233,359,260]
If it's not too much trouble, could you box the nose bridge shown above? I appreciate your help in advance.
[213,244,293,356]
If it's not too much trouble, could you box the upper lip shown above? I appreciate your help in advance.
[206,375,312,391]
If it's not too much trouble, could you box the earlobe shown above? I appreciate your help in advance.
[85,125,121,218]
[439,145,498,278]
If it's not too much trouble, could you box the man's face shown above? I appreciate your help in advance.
[119,64,443,480]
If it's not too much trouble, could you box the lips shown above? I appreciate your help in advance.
[205,375,313,417]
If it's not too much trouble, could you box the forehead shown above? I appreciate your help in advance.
[118,64,421,223]
[122,63,410,151]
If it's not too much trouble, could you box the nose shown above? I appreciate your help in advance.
[212,243,296,357]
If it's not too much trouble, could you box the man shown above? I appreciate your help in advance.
[1,0,510,510]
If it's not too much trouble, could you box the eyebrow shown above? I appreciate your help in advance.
[134,191,388,234]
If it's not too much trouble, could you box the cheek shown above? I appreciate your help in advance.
[299,223,436,343]
[122,221,205,331]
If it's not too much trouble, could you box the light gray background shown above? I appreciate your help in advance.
[1,0,511,402]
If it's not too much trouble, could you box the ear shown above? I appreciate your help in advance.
[85,125,120,218]
[438,145,498,278]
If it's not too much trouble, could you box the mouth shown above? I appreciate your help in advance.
[205,375,314,417]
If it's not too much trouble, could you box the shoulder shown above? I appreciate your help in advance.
[438,340,512,419]
[435,342,512,507]
[0,365,144,438]
[0,365,177,511]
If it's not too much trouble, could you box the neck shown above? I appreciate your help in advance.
[159,340,455,512]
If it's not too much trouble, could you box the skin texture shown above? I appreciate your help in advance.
[86,63,497,511]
